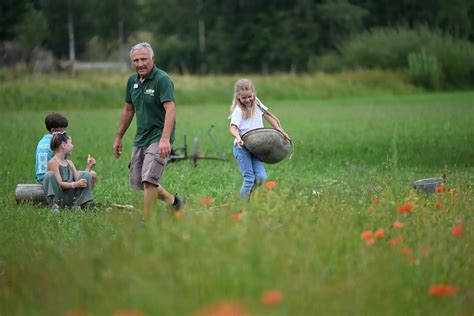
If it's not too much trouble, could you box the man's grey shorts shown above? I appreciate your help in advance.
[129,142,168,190]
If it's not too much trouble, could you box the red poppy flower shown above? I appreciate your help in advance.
[360,230,372,240]
[174,211,184,218]
[360,230,375,246]
[65,310,90,316]
[264,181,277,189]
[402,246,411,255]
[452,224,463,236]
[366,238,375,246]
[436,187,444,192]
[390,236,403,247]
[371,198,381,204]
[200,197,215,205]
[261,290,283,305]
[230,213,242,220]
[196,301,250,316]
[113,310,147,316]
[397,202,413,213]
[392,220,405,229]
[428,284,459,297]
[434,201,442,209]
[374,228,384,238]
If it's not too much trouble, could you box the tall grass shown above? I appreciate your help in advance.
[408,50,442,90]
[0,74,473,315]
[0,69,420,111]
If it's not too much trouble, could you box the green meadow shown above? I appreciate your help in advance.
[0,70,473,315]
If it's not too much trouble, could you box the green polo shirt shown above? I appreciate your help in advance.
[125,65,176,147]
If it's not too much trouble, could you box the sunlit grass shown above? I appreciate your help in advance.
[0,74,472,315]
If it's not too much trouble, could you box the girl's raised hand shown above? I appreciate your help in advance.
[87,154,96,168]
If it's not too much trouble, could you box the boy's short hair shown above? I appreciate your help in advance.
[45,112,68,132]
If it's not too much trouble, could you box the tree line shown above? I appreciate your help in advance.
[1,0,473,74]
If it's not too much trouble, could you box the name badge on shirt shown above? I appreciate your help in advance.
[133,84,138,89]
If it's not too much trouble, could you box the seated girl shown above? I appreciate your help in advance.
[43,131,96,211]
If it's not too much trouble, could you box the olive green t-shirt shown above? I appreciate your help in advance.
[125,66,176,147]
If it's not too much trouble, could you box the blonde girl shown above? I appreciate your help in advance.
[229,78,289,200]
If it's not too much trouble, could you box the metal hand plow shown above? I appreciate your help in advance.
[170,125,228,166]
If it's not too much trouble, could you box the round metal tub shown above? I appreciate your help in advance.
[241,128,292,164]
[412,178,442,195]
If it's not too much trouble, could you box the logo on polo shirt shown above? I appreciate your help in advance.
[144,89,155,96]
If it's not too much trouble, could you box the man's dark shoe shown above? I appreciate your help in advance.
[172,194,186,211]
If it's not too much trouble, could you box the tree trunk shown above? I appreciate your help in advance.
[118,19,126,69]
[290,63,297,74]
[15,184,47,204]
[117,0,127,70]
[67,9,76,75]
[261,61,269,75]
[197,0,207,73]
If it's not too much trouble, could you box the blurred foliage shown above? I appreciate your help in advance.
[313,26,474,88]
[408,50,442,90]
[1,0,473,76]
[13,3,48,55]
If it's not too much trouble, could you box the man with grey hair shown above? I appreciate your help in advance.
[113,42,185,222]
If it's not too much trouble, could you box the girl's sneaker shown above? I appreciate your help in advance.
[51,203,60,213]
